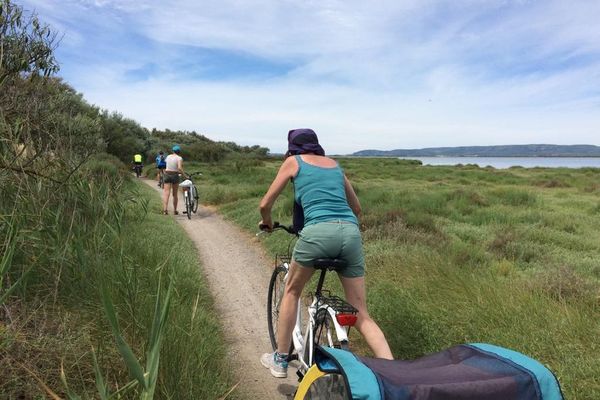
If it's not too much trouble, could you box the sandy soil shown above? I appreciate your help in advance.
[144,180,298,399]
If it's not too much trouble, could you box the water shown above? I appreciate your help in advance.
[399,157,600,169]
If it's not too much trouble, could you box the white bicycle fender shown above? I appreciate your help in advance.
[321,306,350,344]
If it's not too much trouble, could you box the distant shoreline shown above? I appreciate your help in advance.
[348,155,600,158]
[395,156,600,169]
[352,144,600,158]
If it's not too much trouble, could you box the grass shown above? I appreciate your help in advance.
[187,157,600,399]
[1,156,233,399]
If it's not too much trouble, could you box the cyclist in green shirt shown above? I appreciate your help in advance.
[132,153,143,178]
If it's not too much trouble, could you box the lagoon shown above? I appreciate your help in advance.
[399,156,600,169]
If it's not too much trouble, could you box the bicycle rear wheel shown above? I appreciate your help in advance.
[159,173,164,188]
[313,308,349,351]
[192,185,199,213]
[185,190,191,219]
[267,265,287,351]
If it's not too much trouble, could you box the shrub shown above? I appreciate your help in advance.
[84,159,122,181]
[491,188,538,206]
[534,179,571,188]
[531,265,596,302]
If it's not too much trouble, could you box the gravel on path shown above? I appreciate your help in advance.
[144,180,298,399]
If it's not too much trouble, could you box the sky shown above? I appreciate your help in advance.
[16,0,600,154]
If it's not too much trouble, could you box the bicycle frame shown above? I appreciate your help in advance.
[263,222,357,373]
[294,295,351,371]
[279,262,351,372]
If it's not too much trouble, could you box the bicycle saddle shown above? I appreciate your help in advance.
[313,258,346,270]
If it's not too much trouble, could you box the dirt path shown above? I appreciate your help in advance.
[144,180,298,399]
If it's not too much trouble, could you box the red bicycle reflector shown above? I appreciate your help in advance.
[336,313,357,326]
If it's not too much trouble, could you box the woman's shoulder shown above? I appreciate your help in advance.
[301,154,338,168]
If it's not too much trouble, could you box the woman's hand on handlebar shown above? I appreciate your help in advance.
[257,221,297,236]
[259,220,275,232]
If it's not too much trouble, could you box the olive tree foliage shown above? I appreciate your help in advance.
[149,129,270,163]
[0,0,104,184]
[0,0,59,84]
[101,110,149,162]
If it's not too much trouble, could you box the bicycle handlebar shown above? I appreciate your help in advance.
[258,221,297,235]
[183,172,202,179]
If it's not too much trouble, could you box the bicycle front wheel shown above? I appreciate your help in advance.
[192,185,199,213]
[313,308,349,351]
[267,265,287,351]
[185,191,191,219]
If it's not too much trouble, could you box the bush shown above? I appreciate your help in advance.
[531,265,596,302]
[84,159,123,181]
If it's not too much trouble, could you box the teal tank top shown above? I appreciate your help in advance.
[293,155,358,226]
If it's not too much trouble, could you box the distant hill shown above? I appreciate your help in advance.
[353,144,600,157]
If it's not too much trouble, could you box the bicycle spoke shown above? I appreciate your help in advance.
[313,308,347,353]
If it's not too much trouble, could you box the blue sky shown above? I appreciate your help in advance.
[17,0,600,154]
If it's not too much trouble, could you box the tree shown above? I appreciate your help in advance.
[0,0,60,84]
[1,0,102,181]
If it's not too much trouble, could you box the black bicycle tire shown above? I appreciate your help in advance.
[313,308,349,352]
[267,265,288,351]
[192,185,199,213]
[185,191,191,219]
[159,173,164,189]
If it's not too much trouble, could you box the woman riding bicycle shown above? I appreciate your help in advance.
[162,145,184,215]
[259,129,393,379]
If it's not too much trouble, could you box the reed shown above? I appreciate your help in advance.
[1,157,232,399]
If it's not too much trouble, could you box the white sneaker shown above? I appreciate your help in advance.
[260,352,288,378]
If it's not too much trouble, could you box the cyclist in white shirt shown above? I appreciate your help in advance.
[162,145,183,215]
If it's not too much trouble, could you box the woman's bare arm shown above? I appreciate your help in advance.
[259,157,298,228]
[344,175,361,217]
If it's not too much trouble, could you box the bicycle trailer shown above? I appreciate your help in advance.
[294,344,563,400]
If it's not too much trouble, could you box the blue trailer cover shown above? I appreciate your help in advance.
[468,343,563,400]
[358,344,563,400]
[315,346,381,399]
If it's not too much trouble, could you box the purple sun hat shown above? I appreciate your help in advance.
[287,128,325,156]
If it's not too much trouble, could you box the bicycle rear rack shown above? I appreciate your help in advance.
[317,291,358,315]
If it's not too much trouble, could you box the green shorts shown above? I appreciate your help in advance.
[164,172,180,184]
[293,221,365,278]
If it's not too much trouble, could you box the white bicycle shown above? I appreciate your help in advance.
[179,172,201,219]
[260,223,358,377]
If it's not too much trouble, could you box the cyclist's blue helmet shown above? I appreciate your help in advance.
[172,145,181,153]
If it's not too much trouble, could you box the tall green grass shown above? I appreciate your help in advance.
[191,157,600,399]
[1,156,233,398]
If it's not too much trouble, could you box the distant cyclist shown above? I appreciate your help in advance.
[155,151,167,186]
[162,145,184,215]
[133,153,143,178]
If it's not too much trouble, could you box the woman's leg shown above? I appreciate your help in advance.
[339,275,393,359]
[172,183,179,212]
[162,183,171,212]
[276,260,314,354]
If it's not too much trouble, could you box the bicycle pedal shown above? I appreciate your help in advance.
[296,370,304,381]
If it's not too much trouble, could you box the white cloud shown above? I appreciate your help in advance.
[15,0,600,152]
[79,72,600,154]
